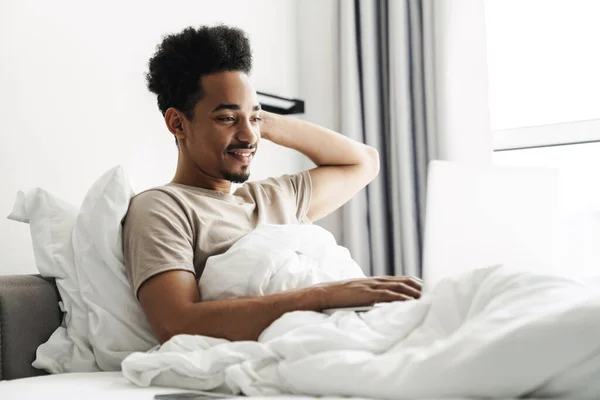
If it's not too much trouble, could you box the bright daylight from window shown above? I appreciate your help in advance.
[486,0,600,137]
[486,0,600,276]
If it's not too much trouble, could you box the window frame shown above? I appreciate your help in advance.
[493,118,600,152]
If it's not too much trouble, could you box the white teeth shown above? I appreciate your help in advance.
[232,152,251,157]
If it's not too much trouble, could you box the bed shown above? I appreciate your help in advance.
[4,272,598,400]
[0,371,377,399]
[0,372,190,399]
[0,275,371,399]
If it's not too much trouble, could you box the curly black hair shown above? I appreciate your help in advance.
[146,24,253,123]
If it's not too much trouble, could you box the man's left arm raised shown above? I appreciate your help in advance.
[260,112,379,222]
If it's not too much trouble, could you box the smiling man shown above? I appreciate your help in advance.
[122,25,422,344]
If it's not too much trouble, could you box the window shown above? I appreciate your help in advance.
[487,0,600,212]
[486,1,600,276]
[485,0,600,151]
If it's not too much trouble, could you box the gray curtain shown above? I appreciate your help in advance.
[339,0,439,278]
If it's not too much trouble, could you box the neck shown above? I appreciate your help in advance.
[171,154,232,193]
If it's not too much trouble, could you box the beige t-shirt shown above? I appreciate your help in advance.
[122,171,312,297]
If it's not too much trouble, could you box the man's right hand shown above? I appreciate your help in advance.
[314,276,422,310]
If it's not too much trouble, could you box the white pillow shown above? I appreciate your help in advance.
[72,165,157,371]
[7,189,99,373]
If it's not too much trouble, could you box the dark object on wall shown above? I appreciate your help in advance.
[257,92,304,115]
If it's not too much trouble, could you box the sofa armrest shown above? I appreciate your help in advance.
[0,274,62,380]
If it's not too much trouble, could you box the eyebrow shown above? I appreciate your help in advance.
[212,104,261,113]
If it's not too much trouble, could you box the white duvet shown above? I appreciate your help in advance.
[122,224,600,399]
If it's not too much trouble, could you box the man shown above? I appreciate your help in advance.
[123,25,421,344]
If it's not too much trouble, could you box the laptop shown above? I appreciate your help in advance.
[323,160,560,313]
[422,160,560,290]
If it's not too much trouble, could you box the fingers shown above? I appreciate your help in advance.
[370,278,421,299]
[376,276,422,291]
[376,290,412,303]
[402,277,422,292]
[385,282,421,299]
[326,276,424,308]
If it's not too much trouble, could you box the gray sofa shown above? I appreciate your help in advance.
[0,275,62,380]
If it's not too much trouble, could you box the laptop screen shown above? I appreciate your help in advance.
[422,160,560,290]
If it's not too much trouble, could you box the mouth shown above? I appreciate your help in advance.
[226,149,255,166]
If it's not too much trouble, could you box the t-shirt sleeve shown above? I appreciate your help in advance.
[261,170,313,223]
[292,170,313,222]
[122,190,195,298]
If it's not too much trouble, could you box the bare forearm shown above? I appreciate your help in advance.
[262,112,374,167]
[171,287,325,342]
[140,271,422,344]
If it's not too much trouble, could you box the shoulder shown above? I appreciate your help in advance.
[125,185,194,229]
[240,170,312,196]
[129,184,193,213]
[236,171,313,223]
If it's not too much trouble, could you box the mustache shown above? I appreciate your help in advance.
[226,143,257,151]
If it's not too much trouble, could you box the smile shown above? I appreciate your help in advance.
[226,150,255,165]
[229,151,253,158]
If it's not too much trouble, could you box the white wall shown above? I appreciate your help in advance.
[295,0,344,243]
[434,0,493,165]
[0,0,306,275]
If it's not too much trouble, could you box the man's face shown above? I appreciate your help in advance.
[185,71,261,183]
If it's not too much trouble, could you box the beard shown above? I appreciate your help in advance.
[221,167,250,183]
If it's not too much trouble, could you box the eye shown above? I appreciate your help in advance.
[252,116,262,122]
[217,116,235,122]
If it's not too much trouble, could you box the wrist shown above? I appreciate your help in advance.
[270,286,328,312]
[301,285,328,310]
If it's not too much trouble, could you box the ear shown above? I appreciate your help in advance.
[164,108,187,142]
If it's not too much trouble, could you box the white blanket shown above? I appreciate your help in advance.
[199,223,366,300]
[122,224,600,399]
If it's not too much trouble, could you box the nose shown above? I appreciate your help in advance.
[236,119,259,145]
